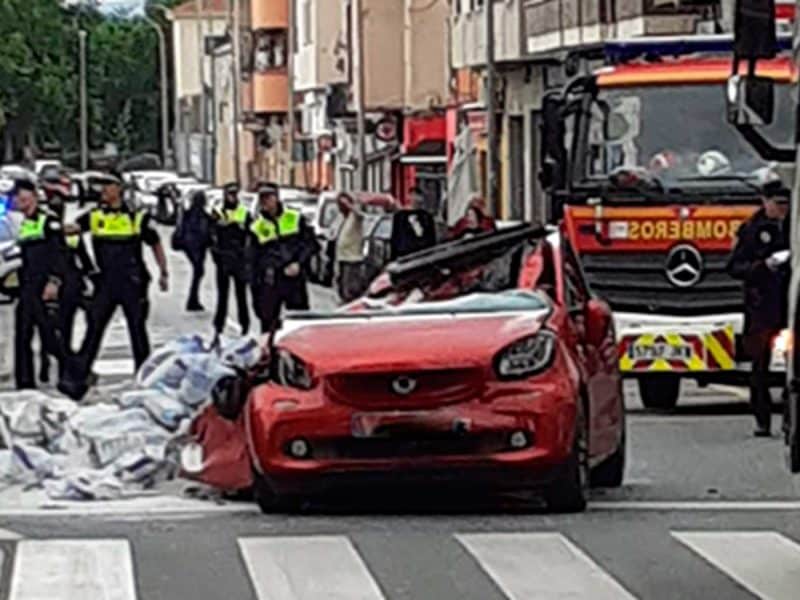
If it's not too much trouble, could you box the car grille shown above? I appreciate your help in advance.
[324,369,484,410]
[580,251,743,316]
[312,432,511,460]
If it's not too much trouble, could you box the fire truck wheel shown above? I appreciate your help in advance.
[639,377,680,411]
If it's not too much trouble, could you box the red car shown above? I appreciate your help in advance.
[241,225,625,512]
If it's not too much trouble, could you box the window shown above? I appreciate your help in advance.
[254,31,287,72]
[301,0,313,47]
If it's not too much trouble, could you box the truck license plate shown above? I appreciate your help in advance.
[628,343,692,361]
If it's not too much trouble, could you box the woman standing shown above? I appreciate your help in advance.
[179,191,213,312]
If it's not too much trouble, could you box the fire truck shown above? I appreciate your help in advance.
[540,34,794,410]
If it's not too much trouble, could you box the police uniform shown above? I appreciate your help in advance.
[74,204,160,373]
[15,208,68,389]
[728,206,790,434]
[211,202,251,334]
[249,204,317,333]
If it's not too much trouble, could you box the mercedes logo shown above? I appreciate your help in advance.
[665,244,703,288]
[391,376,418,396]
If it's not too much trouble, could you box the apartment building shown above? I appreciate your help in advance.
[449,0,724,221]
[324,0,450,208]
[170,0,229,180]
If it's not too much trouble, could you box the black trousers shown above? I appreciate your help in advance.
[252,276,310,334]
[39,280,83,379]
[213,262,250,334]
[185,248,206,309]
[746,330,780,431]
[337,261,364,303]
[77,280,151,377]
[15,289,64,389]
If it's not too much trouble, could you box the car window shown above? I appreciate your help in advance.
[372,216,392,239]
[320,199,340,228]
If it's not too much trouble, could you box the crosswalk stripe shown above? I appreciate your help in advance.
[238,536,386,600]
[456,533,637,599]
[8,539,137,600]
[93,358,136,377]
[673,531,800,600]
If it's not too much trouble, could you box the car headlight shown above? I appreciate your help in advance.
[275,349,313,390]
[494,331,556,380]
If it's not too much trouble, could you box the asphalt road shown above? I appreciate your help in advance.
[1,224,800,598]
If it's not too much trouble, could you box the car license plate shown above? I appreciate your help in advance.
[351,411,469,438]
[628,343,692,361]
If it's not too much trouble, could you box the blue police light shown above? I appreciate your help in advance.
[603,34,793,64]
[0,195,9,217]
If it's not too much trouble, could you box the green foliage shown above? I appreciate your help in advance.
[0,0,181,163]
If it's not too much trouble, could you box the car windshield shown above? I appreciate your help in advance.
[588,82,794,183]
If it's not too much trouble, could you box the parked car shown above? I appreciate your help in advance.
[208,225,625,513]
[280,188,319,223]
[71,171,119,207]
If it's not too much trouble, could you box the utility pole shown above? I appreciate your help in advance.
[196,0,206,179]
[485,0,498,210]
[79,29,88,172]
[287,0,296,186]
[231,0,242,183]
[353,0,367,191]
[144,15,169,169]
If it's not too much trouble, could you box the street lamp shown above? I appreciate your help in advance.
[144,6,171,169]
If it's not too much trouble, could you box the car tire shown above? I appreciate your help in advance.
[590,420,626,489]
[544,405,589,513]
[639,377,680,411]
[252,469,300,514]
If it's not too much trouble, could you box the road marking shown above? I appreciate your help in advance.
[9,539,137,600]
[673,531,800,600]
[239,536,386,600]
[590,501,800,511]
[457,532,636,599]
[0,528,21,540]
[93,358,135,377]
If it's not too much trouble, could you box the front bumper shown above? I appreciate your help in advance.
[614,312,787,376]
[245,382,578,496]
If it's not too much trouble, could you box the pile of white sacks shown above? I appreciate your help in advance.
[0,335,263,500]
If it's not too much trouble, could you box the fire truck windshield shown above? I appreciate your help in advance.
[588,82,794,185]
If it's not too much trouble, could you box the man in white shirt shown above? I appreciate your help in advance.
[335,192,366,302]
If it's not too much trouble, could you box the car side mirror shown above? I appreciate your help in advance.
[727,75,775,126]
[584,298,611,348]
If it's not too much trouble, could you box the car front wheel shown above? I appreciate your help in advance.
[543,405,589,513]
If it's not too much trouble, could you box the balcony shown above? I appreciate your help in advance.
[252,69,289,113]
[252,0,288,30]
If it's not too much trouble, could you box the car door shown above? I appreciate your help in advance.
[562,240,621,459]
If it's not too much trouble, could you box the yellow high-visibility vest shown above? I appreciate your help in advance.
[65,233,80,249]
[250,209,301,245]
[89,210,144,240]
[220,205,248,227]
[17,214,47,244]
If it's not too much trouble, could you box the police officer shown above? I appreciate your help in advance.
[728,179,791,437]
[38,193,96,383]
[248,183,317,333]
[12,179,68,390]
[211,182,251,335]
[63,172,169,397]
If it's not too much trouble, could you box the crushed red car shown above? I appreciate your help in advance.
[205,225,625,512]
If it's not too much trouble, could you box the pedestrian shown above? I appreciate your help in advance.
[11,179,68,390]
[178,191,212,312]
[38,192,96,384]
[449,195,496,240]
[390,187,437,260]
[727,179,791,437]
[248,183,317,333]
[59,172,169,400]
[334,192,368,303]
[211,182,251,336]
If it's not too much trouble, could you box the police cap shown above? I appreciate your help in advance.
[762,179,791,203]
[257,182,279,198]
[224,181,240,193]
[13,179,36,195]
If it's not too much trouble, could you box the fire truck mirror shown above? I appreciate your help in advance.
[606,113,629,142]
[726,75,775,127]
